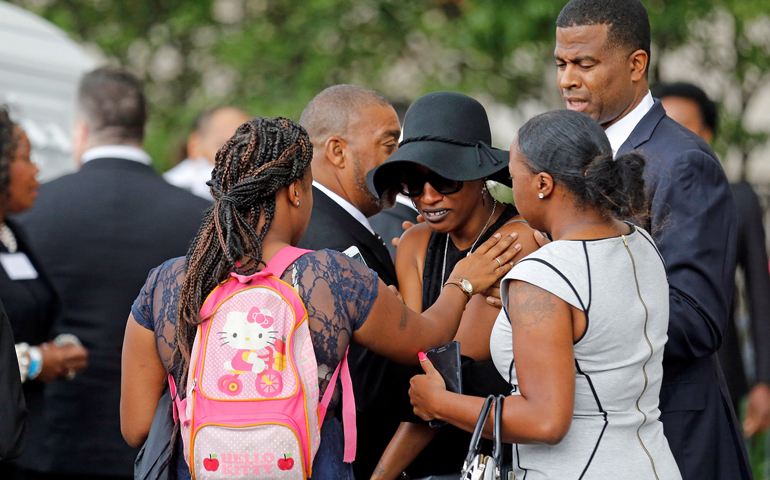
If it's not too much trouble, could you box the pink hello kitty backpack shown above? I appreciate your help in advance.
[168,247,356,479]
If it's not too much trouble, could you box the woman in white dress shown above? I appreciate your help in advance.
[409,109,682,479]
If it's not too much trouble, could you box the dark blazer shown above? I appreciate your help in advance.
[719,182,770,407]
[0,220,59,473]
[0,298,26,463]
[297,186,397,285]
[618,101,751,480]
[369,201,420,261]
[16,157,210,477]
[297,186,407,479]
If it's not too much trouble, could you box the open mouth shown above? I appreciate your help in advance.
[422,208,451,223]
[565,98,588,111]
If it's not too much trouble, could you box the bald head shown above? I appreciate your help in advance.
[299,85,392,148]
[188,106,250,165]
[299,85,400,217]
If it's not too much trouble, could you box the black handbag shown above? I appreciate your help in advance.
[459,395,504,480]
[411,395,507,480]
[134,386,175,480]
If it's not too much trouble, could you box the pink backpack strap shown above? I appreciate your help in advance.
[229,246,312,284]
[318,346,357,463]
[168,374,190,426]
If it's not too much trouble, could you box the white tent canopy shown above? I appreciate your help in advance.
[0,2,95,181]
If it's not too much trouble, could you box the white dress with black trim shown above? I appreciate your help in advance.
[490,226,682,480]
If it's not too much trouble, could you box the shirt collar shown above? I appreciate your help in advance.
[313,181,375,235]
[80,145,152,165]
[604,91,654,157]
[395,194,418,211]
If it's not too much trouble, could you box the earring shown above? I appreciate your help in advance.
[538,193,544,199]
[295,200,300,206]
[481,183,488,206]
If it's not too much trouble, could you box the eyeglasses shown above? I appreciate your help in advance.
[398,171,464,197]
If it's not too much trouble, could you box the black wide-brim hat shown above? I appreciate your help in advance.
[367,91,510,198]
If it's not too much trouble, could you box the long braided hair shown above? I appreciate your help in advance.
[174,116,312,390]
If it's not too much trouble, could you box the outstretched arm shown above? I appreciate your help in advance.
[409,280,576,445]
[354,233,518,364]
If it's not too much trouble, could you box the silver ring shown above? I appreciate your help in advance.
[67,369,76,380]
[495,257,503,268]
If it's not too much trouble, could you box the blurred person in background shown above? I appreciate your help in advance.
[0,106,88,480]
[296,84,404,479]
[17,67,210,480]
[367,91,537,479]
[553,0,748,477]
[656,81,770,438]
[0,297,26,465]
[164,106,250,201]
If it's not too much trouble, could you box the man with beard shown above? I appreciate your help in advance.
[298,85,405,478]
[298,85,400,285]
[552,1,749,479]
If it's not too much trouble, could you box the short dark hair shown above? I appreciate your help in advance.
[77,67,146,144]
[517,109,647,219]
[0,106,15,200]
[299,85,391,145]
[653,82,718,135]
[557,0,651,60]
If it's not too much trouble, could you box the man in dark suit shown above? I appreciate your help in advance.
[370,194,420,261]
[297,85,404,478]
[17,67,210,479]
[656,81,770,437]
[554,1,749,478]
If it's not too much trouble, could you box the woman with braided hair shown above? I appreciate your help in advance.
[120,116,519,480]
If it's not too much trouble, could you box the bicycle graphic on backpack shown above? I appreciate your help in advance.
[217,307,286,397]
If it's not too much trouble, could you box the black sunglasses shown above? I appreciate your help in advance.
[398,171,464,197]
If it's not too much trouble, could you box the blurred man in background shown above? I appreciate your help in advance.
[17,67,209,480]
[164,106,249,200]
[656,81,770,438]
[554,0,749,477]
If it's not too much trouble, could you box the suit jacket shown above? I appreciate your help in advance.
[618,101,751,480]
[0,220,60,471]
[297,186,407,479]
[297,186,396,285]
[0,298,26,463]
[369,201,420,261]
[719,182,770,406]
[16,157,211,476]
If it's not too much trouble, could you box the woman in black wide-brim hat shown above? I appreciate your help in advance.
[368,92,540,479]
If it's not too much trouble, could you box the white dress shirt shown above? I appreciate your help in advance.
[163,157,215,201]
[395,193,418,211]
[80,145,152,165]
[604,91,654,157]
[313,181,375,234]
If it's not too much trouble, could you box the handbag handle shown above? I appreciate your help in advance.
[491,394,505,476]
[463,395,495,471]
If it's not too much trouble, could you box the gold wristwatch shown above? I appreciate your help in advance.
[443,277,474,299]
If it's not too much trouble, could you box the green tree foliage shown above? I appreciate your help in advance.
[11,0,770,177]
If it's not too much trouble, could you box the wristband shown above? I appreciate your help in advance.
[28,346,43,380]
[15,342,30,382]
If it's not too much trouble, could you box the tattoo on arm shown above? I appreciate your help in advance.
[373,465,385,476]
[398,302,408,330]
[510,282,556,328]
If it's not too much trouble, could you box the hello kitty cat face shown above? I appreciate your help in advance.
[219,307,277,350]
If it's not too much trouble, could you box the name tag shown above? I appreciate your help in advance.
[0,252,39,280]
